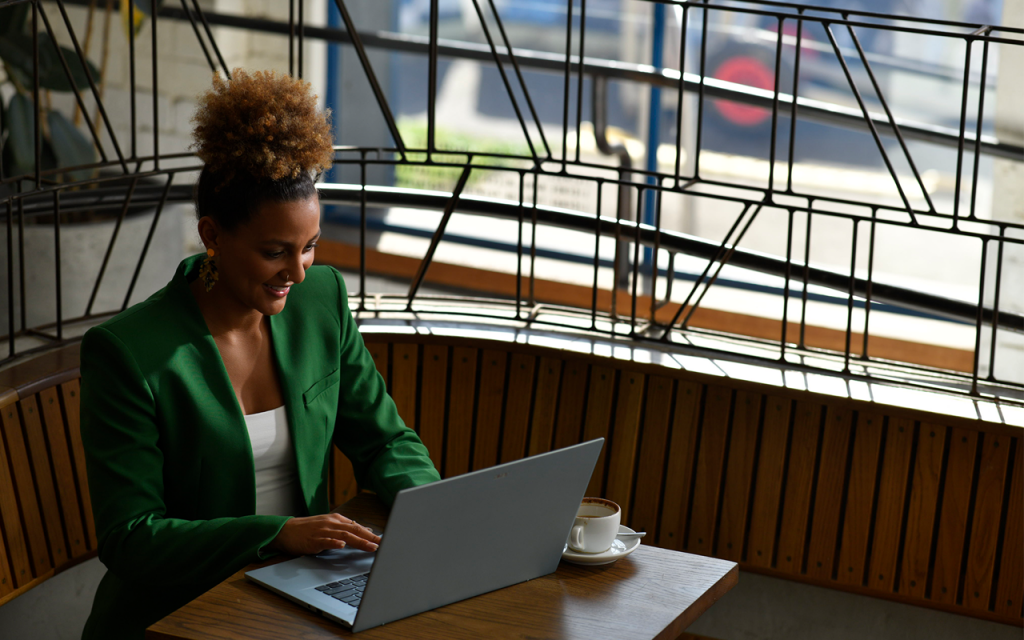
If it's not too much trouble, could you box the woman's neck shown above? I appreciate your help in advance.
[189,277,265,339]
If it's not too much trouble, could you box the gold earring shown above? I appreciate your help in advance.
[199,248,219,292]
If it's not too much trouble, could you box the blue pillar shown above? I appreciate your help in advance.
[643,3,665,269]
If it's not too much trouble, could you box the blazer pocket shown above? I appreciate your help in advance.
[303,368,341,406]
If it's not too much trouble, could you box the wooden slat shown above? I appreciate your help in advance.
[806,406,853,581]
[746,397,791,568]
[581,366,615,497]
[836,412,884,586]
[687,386,732,557]
[419,345,448,473]
[0,405,34,586]
[37,387,88,562]
[444,347,477,478]
[551,361,587,451]
[868,416,915,592]
[657,382,702,551]
[963,433,1011,610]
[775,401,822,574]
[898,422,946,599]
[329,448,358,507]
[0,520,11,599]
[390,344,418,433]
[630,377,674,543]
[500,353,536,464]
[18,397,68,569]
[367,343,389,385]
[931,427,978,604]
[994,440,1023,617]
[472,351,507,471]
[604,371,645,519]
[716,390,760,562]
[60,380,96,549]
[527,358,562,457]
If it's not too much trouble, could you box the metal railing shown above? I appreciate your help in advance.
[1,0,1022,404]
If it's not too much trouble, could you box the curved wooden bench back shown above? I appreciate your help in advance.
[330,334,1023,627]
[0,335,1019,628]
[0,345,94,607]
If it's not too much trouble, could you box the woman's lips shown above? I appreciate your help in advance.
[263,283,291,298]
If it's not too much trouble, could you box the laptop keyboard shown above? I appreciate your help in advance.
[315,574,368,608]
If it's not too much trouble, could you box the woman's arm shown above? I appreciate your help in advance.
[328,269,442,504]
[81,326,289,586]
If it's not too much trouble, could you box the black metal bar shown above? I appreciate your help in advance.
[36,4,110,164]
[799,205,812,347]
[484,0,553,159]
[85,177,137,315]
[951,36,974,229]
[359,153,366,309]
[693,0,709,177]
[843,220,858,373]
[529,169,539,305]
[969,34,990,221]
[17,186,26,333]
[151,0,159,171]
[53,190,62,340]
[767,16,784,193]
[427,0,438,155]
[823,21,916,225]
[406,164,472,305]
[987,229,1004,381]
[33,2,40,188]
[971,239,987,395]
[289,0,294,76]
[631,186,643,333]
[332,0,407,158]
[178,0,218,74]
[650,184,663,323]
[52,0,129,171]
[123,175,173,309]
[129,0,137,158]
[574,0,586,164]
[786,13,803,193]
[591,179,602,330]
[781,207,794,358]
[298,0,304,79]
[846,22,936,213]
[467,0,539,162]
[6,200,14,357]
[517,171,525,319]
[190,0,230,78]
[861,208,877,360]
[665,251,675,309]
[560,0,573,168]
[673,4,688,184]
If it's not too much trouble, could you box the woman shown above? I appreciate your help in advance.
[80,70,440,639]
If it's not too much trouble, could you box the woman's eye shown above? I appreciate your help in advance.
[264,251,284,259]
[304,242,319,253]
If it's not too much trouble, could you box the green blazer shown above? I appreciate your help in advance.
[79,254,440,639]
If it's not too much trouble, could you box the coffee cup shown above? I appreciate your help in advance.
[568,497,620,554]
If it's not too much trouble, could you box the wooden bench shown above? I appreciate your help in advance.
[1,331,1020,629]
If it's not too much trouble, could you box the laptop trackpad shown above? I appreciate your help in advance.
[250,547,376,591]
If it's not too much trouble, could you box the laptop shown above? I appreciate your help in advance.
[246,439,604,632]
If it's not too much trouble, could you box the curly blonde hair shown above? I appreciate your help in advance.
[191,69,333,182]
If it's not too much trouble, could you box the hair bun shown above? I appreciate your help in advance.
[191,69,333,182]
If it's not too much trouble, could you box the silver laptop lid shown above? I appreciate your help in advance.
[352,438,603,632]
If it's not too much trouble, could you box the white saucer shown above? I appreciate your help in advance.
[561,525,642,565]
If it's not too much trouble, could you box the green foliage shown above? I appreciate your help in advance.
[0,3,100,182]
[394,120,530,192]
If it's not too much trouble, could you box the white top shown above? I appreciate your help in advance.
[244,406,305,517]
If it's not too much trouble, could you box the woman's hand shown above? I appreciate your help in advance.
[270,514,381,556]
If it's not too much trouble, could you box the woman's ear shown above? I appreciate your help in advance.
[196,216,221,252]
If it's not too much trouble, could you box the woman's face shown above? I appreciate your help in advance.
[209,195,322,317]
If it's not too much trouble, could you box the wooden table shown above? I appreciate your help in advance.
[147,495,738,640]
